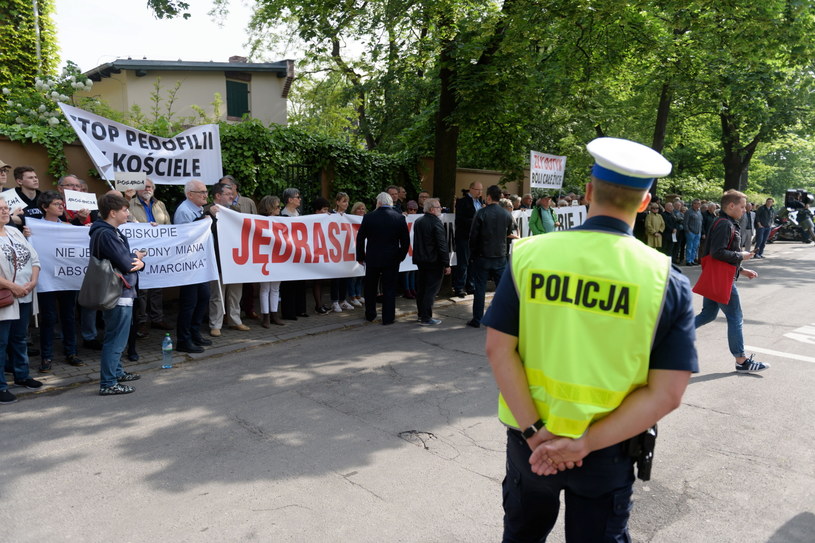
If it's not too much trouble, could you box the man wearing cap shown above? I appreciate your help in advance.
[0,160,11,189]
[483,137,696,542]
[528,193,559,235]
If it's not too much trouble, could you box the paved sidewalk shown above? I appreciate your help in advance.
[12,289,484,399]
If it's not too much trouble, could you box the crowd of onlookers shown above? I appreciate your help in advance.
[634,193,814,266]
[0,157,808,402]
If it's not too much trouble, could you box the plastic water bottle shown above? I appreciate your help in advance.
[161,333,173,369]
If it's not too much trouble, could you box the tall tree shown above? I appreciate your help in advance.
[680,0,815,191]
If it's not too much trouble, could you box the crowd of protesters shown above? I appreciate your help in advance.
[0,158,803,402]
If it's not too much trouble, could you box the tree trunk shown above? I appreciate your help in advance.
[720,111,761,192]
[432,0,516,206]
[433,31,459,208]
[650,82,672,195]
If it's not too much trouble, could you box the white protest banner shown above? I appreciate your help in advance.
[515,207,585,237]
[554,205,588,231]
[115,171,147,192]
[216,207,457,283]
[513,209,533,237]
[27,219,218,292]
[0,189,25,211]
[530,150,567,189]
[63,189,98,211]
[58,102,222,185]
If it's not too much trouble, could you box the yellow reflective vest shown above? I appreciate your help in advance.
[498,229,671,438]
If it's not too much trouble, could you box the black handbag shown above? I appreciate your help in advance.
[78,235,131,310]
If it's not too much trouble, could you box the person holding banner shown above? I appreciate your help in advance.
[220,175,261,320]
[57,175,94,225]
[279,188,309,320]
[0,160,11,189]
[0,199,43,404]
[207,182,251,334]
[35,191,85,372]
[174,180,214,353]
[90,193,145,395]
[329,192,357,312]
[128,178,174,337]
[10,166,43,226]
[347,202,368,305]
[257,196,285,327]
[55,175,106,353]
[528,194,559,235]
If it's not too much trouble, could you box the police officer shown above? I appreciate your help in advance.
[483,137,698,542]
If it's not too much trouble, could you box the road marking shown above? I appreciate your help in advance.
[744,346,815,364]
[783,323,815,345]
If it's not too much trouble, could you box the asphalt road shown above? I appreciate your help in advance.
[1,241,813,542]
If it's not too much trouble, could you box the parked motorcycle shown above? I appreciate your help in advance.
[768,213,806,243]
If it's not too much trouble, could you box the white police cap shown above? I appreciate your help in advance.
[586,137,672,190]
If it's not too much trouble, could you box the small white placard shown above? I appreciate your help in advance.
[0,189,26,211]
[64,189,98,211]
[114,171,147,192]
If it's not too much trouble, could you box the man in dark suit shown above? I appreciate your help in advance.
[356,192,411,325]
[412,198,451,325]
[453,182,484,297]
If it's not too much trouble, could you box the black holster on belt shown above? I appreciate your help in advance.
[625,424,657,481]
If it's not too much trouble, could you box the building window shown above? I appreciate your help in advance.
[226,80,250,119]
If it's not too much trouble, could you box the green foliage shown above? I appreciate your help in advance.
[0,62,93,177]
[219,119,420,205]
[0,0,59,89]
[145,0,191,19]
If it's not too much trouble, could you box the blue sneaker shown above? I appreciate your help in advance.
[736,355,770,372]
[419,318,442,326]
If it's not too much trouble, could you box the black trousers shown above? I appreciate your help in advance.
[280,280,307,319]
[364,264,399,324]
[416,264,444,322]
[176,282,210,345]
[502,429,635,543]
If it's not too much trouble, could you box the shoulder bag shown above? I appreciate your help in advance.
[0,245,17,308]
[692,219,737,304]
[78,233,131,311]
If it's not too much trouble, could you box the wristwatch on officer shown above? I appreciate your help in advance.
[522,419,544,440]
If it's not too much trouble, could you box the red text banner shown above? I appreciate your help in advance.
[215,207,457,284]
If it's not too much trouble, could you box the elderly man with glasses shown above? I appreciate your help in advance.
[411,198,451,325]
[173,180,218,353]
